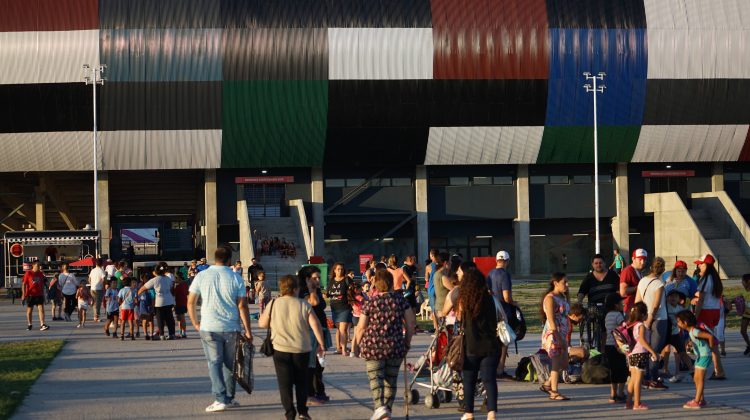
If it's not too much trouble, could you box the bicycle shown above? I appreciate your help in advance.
[579,302,605,353]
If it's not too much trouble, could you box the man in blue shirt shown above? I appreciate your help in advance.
[426,248,439,333]
[486,250,515,379]
[188,246,253,413]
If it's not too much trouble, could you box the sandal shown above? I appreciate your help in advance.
[548,392,570,401]
[608,396,617,404]
[539,384,552,395]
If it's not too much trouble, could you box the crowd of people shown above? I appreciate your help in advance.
[254,234,297,259]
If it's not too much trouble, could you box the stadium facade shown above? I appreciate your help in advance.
[2,0,750,275]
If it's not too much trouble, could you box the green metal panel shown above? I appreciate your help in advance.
[222,80,327,168]
[536,126,641,164]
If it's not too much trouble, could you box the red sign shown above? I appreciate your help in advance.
[473,256,496,277]
[359,254,374,273]
[642,170,695,178]
[235,176,294,184]
[9,243,23,258]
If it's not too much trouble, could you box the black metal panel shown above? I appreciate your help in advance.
[100,81,221,130]
[0,83,92,133]
[324,126,429,167]
[643,79,750,125]
[546,0,647,29]
[99,0,221,29]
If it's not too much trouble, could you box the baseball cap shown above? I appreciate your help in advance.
[496,250,510,261]
[673,260,687,270]
[694,254,715,265]
[632,248,647,260]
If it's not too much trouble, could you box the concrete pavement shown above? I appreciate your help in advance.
[2,299,750,419]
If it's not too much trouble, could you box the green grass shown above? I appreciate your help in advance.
[724,285,750,330]
[0,340,64,419]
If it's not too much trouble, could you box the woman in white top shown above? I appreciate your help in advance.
[635,257,668,388]
[59,263,79,322]
[138,262,176,340]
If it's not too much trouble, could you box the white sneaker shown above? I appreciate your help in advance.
[226,399,240,408]
[205,401,226,413]
[667,375,682,383]
[370,406,388,420]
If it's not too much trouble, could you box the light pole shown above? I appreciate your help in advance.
[584,72,605,254]
[83,64,105,252]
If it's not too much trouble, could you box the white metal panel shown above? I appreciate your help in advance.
[0,30,99,84]
[424,127,544,165]
[99,130,221,170]
[647,29,750,78]
[632,125,749,162]
[645,0,750,29]
[0,132,91,171]
[328,28,433,80]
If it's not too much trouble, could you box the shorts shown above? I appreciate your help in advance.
[694,356,713,370]
[139,313,153,320]
[78,302,89,310]
[628,352,649,371]
[107,311,119,320]
[697,309,720,329]
[120,309,135,321]
[331,307,353,324]
[26,296,44,307]
[174,306,187,315]
[666,333,686,353]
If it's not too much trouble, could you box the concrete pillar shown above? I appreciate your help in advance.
[34,185,46,230]
[711,163,724,192]
[514,165,531,276]
[311,167,325,257]
[97,171,111,257]
[415,165,429,265]
[204,169,218,259]
[612,163,630,258]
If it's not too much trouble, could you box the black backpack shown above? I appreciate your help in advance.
[506,303,527,342]
[514,356,535,382]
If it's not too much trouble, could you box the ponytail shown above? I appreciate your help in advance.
[154,261,169,276]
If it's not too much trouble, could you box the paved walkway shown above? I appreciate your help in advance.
[2,299,750,419]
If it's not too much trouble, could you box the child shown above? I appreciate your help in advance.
[676,310,716,409]
[662,290,693,382]
[173,272,189,338]
[75,282,91,328]
[104,280,120,338]
[48,274,63,321]
[626,302,659,410]
[741,274,750,355]
[118,278,137,341]
[255,271,271,313]
[138,275,155,340]
[350,282,364,358]
[604,293,627,403]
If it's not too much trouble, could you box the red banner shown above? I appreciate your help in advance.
[641,170,695,178]
[235,176,294,184]
[359,254,374,273]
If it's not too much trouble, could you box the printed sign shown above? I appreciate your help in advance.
[235,176,294,184]
[359,254,374,273]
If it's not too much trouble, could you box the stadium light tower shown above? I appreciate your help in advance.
[583,72,606,254]
[83,64,106,248]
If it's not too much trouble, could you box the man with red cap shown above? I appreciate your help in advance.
[619,249,647,313]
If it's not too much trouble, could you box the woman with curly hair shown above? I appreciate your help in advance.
[458,268,500,420]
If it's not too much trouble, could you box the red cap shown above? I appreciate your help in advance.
[673,260,688,270]
[694,254,715,265]
[632,248,647,260]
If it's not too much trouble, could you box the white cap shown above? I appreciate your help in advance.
[632,248,648,259]
[496,250,510,261]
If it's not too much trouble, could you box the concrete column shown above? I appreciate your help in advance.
[612,163,630,258]
[34,185,46,230]
[415,165,429,265]
[711,163,724,192]
[514,165,531,276]
[204,169,218,259]
[311,167,325,257]
[97,171,111,257]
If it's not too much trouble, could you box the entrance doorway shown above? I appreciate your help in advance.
[245,184,286,217]
[646,177,688,202]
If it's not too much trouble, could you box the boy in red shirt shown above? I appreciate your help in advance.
[173,272,189,338]
[22,261,49,331]
[620,249,648,313]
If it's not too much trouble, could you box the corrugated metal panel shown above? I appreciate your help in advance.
[328,28,432,80]
[431,0,549,79]
[647,29,750,79]
[0,83,92,132]
[738,128,750,161]
[222,80,327,168]
[632,125,749,162]
[223,28,327,80]
[644,0,750,30]
[101,29,222,82]
[643,79,750,124]
[546,0,647,29]
[324,126,428,167]
[0,132,91,171]
[424,127,543,164]
[99,0,220,29]
[327,0,433,28]
[536,126,641,163]
[545,28,647,126]
[0,0,98,31]
[0,30,99,84]
[100,82,221,130]
[100,130,221,169]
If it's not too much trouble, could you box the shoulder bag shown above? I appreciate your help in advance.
[260,299,276,356]
[494,297,516,345]
[446,327,465,372]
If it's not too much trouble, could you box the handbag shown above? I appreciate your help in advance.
[260,299,275,356]
[233,332,255,394]
[446,329,465,372]
[493,297,516,345]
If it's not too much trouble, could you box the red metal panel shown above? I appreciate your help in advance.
[0,0,98,31]
[234,176,295,184]
[431,0,549,79]
[739,129,750,162]
[641,170,695,178]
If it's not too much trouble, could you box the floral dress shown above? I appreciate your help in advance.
[360,292,410,361]
[541,293,570,357]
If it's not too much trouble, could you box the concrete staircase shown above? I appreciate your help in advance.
[249,217,306,287]
[691,193,750,278]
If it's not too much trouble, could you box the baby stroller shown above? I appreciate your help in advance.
[405,320,456,408]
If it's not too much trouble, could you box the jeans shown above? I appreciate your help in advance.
[366,358,402,411]
[273,350,310,419]
[91,290,103,319]
[199,331,237,404]
[648,319,668,381]
[462,352,499,413]
[63,293,76,317]
[155,305,176,337]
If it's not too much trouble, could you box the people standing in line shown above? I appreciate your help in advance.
[59,263,79,322]
[355,269,416,420]
[692,254,726,380]
[188,246,254,413]
[425,248,440,332]
[48,273,63,321]
[626,302,659,410]
[22,261,49,331]
[603,293,627,403]
[486,250,514,379]
[610,249,625,274]
[635,257,669,390]
[298,266,331,405]
[620,249,647,313]
[326,262,353,356]
[138,262,176,340]
[118,278,138,341]
[457,268,500,420]
[103,280,120,338]
[173,272,189,338]
[88,258,106,322]
[259,275,325,420]
[433,252,451,318]
[540,273,571,401]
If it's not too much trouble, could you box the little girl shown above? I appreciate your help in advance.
[75,282,92,328]
[676,310,715,409]
[254,271,271,313]
[603,293,627,403]
[350,282,365,357]
[626,302,658,410]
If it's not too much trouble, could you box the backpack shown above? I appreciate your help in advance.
[514,356,533,381]
[506,303,526,342]
[582,354,611,384]
[563,362,583,384]
[612,322,636,355]
[529,350,551,384]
